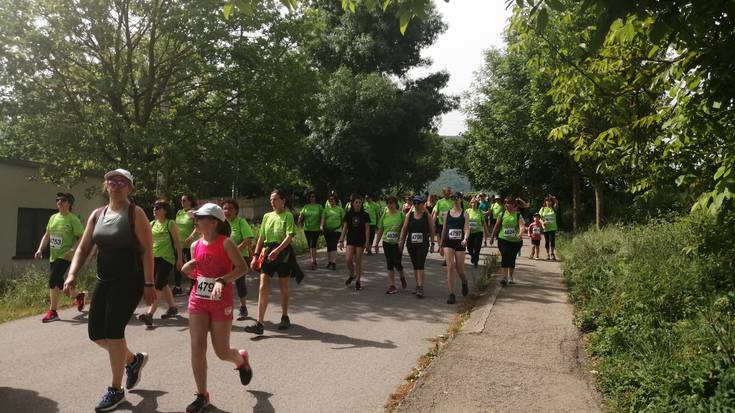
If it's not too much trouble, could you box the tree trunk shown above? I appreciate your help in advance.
[594,183,604,230]
[572,172,581,232]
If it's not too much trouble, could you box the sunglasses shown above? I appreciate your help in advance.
[55,198,68,203]
[106,179,129,188]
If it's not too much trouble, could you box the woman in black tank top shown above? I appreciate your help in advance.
[399,195,435,298]
[438,192,470,305]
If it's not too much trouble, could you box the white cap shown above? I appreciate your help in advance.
[193,203,226,222]
[104,168,134,184]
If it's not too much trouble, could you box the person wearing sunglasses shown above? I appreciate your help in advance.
[339,194,371,291]
[63,169,156,412]
[35,192,85,322]
[298,191,323,270]
[321,193,345,271]
[438,192,471,304]
[373,196,406,294]
[398,195,435,298]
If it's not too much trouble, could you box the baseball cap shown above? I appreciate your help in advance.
[193,202,226,222]
[56,192,75,204]
[412,195,426,204]
[451,191,463,199]
[104,168,134,184]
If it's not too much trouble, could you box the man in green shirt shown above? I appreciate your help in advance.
[363,193,379,255]
[35,192,85,322]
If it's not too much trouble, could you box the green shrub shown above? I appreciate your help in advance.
[560,213,735,411]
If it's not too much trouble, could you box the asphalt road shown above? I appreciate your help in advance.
[0,246,490,413]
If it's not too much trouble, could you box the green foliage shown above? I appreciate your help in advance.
[560,214,735,411]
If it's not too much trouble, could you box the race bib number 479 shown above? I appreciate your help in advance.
[195,276,220,300]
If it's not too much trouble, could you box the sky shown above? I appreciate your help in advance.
[409,0,513,136]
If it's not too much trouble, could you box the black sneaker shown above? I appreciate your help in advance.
[237,350,253,385]
[172,286,183,296]
[461,280,469,296]
[244,322,264,335]
[137,313,153,328]
[237,306,248,321]
[161,307,178,319]
[95,387,125,412]
[278,315,291,330]
[416,286,424,298]
[446,293,456,304]
[500,278,508,286]
[365,250,372,256]
[125,352,148,390]
[186,392,210,413]
[345,276,355,286]
[328,262,336,271]
[355,281,362,291]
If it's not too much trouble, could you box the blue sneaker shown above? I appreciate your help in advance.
[95,387,125,412]
[125,352,148,390]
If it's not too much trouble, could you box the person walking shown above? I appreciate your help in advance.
[363,193,379,256]
[467,197,488,266]
[321,193,344,271]
[489,195,505,242]
[373,196,406,294]
[221,199,255,321]
[432,187,453,266]
[63,169,156,412]
[298,191,323,270]
[35,192,85,322]
[490,198,526,285]
[173,194,197,296]
[527,213,543,259]
[398,195,436,298]
[539,195,559,260]
[438,192,470,304]
[339,194,370,291]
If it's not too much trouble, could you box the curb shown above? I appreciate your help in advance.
[465,276,503,335]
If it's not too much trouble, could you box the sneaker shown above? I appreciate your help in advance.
[236,350,253,385]
[461,280,469,296]
[310,262,317,270]
[399,275,407,289]
[237,306,248,321]
[500,278,508,286]
[328,262,336,271]
[137,313,153,328]
[446,293,456,304]
[125,352,148,390]
[416,286,424,298]
[186,392,210,413]
[546,255,551,261]
[95,387,125,412]
[161,307,178,319]
[172,286,183,296]
[355,281,362,291]
[75,292,85,311]
[278,315,291,330]
[386,285,398,295]
[551,254,557,261]
[42,310,59,323]
[365,250,372,256]
[345,276,355,286]
[244,322,264,335]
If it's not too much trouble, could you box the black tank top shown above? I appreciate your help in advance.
[443,209,465,242]
[407,211,429,246]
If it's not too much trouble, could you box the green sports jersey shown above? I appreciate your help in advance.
[259,211,296,244]
[228,216,255,257]
[175,209,195,246]
[151,219,176,264]
[323,204,345,231]
[364,201,379,225]
[300,204,323,232]
[498,211,522,242]
[46,212,84,262]
[491,202,504,219]
[435,198,453,225]
[467,208,485,234]
[539,206,558,232]
[378,210,404,244]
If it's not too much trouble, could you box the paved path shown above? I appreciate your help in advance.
[0,247,489,413]
[396,245,605,413]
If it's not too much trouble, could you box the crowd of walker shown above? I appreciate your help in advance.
[33,169,560,412]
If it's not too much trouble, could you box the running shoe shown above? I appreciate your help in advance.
[172,286,183,296]
[310,261,317,271]
[186,392,210,413]
[345,276,355,286]
[355,281,362,291]
[75,292,85,311]
[137,313,153,328]
[244,322,264,335]
[237,306,248,321]
[95,387,125,412]
[446,293,456,304]
[237,350,253,385]
[42,310,59,323]
[386,285,398,295]
[399,275,407,289]
[500,278,508,286]
[278,315,291,330]
[365,250,372,256]
[125,352,148,390]
[461,280,469,296]
[161,307,178,319]
[551,253,557,261]
[416,286,424,298]
[328,262,336,271]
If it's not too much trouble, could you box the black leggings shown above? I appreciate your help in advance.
[154,257,173,290]
[173,248,191,287]
[497,238,522,268]
[235,274,248,299]
[367,226,377,249]
[88,278,143,341]
[544,231,557,250]
[324,230,340,252]
[467,232,483,264]
[304,230,321,249]
[382,242,404,272]
[407,245,428,270]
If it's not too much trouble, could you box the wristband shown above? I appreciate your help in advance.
[144,283,154,288]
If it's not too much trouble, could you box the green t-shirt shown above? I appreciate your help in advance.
[364,201,379,225]
[467,208,485,234]
[539,206,558,232]
[323,204,345,231]
[491,202,505,219]
[229,216,255,257]
[259,211,296,245]
[498,211,522,242]
[175,209,195,246]
[300,204,324,232]
[435,198,453,225]
[325,199,343,210]
[151,219,176,264]
[378,210,405,244]
[46,212,84,262]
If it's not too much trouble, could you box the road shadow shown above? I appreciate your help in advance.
[0,387,59,413]
[57,312,88,325]
[249,322,396,350]
[122,389,168,412]
[248,390,275,413]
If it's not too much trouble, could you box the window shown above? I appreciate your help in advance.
[14,208,56,259]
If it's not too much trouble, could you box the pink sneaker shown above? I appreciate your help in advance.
[386,285,398,295]
[42,310,59,323]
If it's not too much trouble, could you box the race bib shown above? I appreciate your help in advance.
[194,276,220,301]
[545,216,555,224]
[410,233,424,243]
[385,231,399,241]
[503,228,516,238]
[50,235,63,249]
[469,221,478,230]
[448,229,462,240]
[532,227,541,235]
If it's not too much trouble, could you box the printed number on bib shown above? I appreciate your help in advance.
[195,276,220,301]
[503,228,516,237]
[545,216,555,224]
[50,235,63,249]
[469,221,478,230]
[532,227,541,235]
[410,233,424,243]
[448,229,462,240]
[385,231,399,241]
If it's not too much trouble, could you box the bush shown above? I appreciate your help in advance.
[560,213,735,411]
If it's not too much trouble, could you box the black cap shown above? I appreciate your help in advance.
[451,191,463,199]
[56,192,75,204]
[412,195,426,204]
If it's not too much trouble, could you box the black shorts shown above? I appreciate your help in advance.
[442,239,466,252]
[346,239,366,248]
[304,230,321,249]
[407,244,428,270]
[261,247,291,278]
[324,230,340,252]
[88,277,143,341]
[531,239,541,246]
[497,238,522,268]
[49,259,71,289]
[382,242,403,272]
[153,257,174,290]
